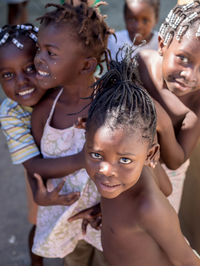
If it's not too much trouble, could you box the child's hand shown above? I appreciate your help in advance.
[68,203,102,235]
[74,117,87,129]
[33,173,80,206]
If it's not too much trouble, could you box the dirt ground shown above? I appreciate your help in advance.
[0,0,186,265]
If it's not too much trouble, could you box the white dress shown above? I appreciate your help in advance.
[32,89,102,258]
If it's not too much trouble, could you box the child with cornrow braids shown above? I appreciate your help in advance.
[0,24,88,266]
[83,46,200,266]
[31,1,114,265]
[136,1,200,213]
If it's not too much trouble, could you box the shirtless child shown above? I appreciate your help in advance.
[83,52,200,266]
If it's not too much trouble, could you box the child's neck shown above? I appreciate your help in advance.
[61,75,95,103]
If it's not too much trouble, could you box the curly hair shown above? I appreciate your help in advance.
[37,1,114,74]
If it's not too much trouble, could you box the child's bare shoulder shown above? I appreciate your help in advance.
[136,167,172,226]
[138,49,159,65]
[33,88,60,117]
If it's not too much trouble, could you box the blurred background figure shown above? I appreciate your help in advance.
[3,0,28,25]
[108,0,160,60]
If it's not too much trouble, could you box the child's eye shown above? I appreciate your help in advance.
[177,55,189,64]
[48,50,56,56]
[25,64,35,74]
[2,72,14,79]
[142,18,149,24]
[90,152,102,160]
[119,157,132,164]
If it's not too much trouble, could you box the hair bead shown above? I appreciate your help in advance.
[0,33,9,45]
[12,38,24,49]
[29,33,37,42]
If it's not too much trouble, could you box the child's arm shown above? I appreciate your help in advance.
[155,90,200,169]
[154,98,187,169]
[140,182,200,265]
[152,163,172,197]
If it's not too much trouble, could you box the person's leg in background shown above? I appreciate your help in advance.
[24,170,43,266]
[63,240,110,266]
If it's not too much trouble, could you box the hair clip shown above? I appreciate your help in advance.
[0,33,9,45]
[186,12,198,23]
[172,16,182,29]
[182,2,195,11]
[196,24,200,37]
[166,10,173,23]
[12,38,24,49]
[163,32,172,46]
[169,13,176,27]
[29,33,37,42]
[176,26,184,41]
[159,24,165,37]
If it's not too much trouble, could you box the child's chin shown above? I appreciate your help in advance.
[100,190,122,199]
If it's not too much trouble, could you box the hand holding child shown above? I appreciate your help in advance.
[68,203,102,235]
[74,117,87,129]
[33,173,80,206]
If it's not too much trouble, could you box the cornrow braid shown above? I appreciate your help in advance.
[0,24,38,49]
[87,45,157,144]
[124,0,160,21]
[159,1,200,45]
[37,1,115,74]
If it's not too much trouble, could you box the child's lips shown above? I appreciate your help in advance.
[37,69,50,78]
[174,79,193,92]
[97,180,121,192]
[18,88,35,96]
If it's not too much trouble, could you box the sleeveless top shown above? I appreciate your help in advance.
[32,89,102,258]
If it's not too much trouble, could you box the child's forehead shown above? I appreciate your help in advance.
[0,39,35,61]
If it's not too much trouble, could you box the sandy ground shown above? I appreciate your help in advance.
[0,0,177,265]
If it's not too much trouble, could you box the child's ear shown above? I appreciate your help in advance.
[81,57,97,74]
[158,36,166,56]
[144,143,160,169]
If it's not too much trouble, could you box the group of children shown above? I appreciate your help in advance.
[1,0,200,265]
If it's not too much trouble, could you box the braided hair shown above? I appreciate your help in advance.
[87,45,157,144]
[159,1,200,46]
[0,24,38,50]
[37,1,114,74]
[124,0,160,22]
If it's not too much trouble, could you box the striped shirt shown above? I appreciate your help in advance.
[0,98,40,164]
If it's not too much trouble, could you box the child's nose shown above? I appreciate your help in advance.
[17,73,28,86]
[99,161,114,176]
[34,51,45,65]
[180,69,198,86]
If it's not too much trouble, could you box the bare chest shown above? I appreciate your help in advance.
[101,200,171,266]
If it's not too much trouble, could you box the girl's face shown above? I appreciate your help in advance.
[124,0,157,45]
[0,39,44,107]
[34,23,87,90]
[160,29,200,96]
[85,124,155,199]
